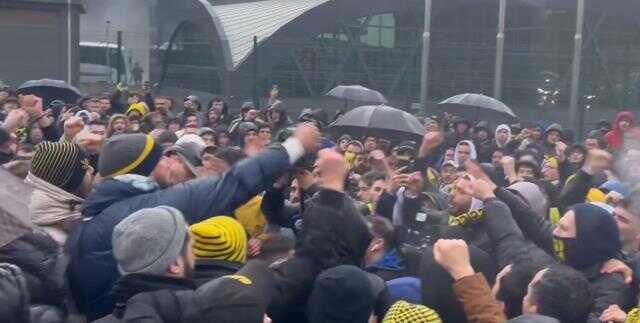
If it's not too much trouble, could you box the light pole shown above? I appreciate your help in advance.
[419,0,432,112]
[493,0,506,100]
[67,0,72,84]
[568,0,586,133]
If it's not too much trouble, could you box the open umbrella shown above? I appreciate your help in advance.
[16,79,82,105]
[437,93,518,125]
[328,105,425,141]
[326,85,388,106]
[0,169,33,248]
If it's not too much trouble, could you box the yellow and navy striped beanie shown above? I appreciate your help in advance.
[98,134,163,178]
[383,301,442,323]
[31,141,89,193]
[190,216,248,263]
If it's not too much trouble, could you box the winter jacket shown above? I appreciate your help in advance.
[268,188,373,323]
[559,169,607,211]
[453,273,506,323]
[482,196,633,320]
[495,188,554,255]
[26,173,84,247]
[193,259,243,286]
[366,249,411,281]
[421,243,497,323]
[94,274,196,323]
[66,145,294,321]
[605,111,635,151]
[0,230,66,309]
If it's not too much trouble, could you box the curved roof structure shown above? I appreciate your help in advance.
[200,0,330,71]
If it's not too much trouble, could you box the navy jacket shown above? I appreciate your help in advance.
[66,146,291,321]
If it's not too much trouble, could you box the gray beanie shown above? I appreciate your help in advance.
[112,206,188,275]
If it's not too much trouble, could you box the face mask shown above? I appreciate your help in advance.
[553,235,579,267]
[345,152,356,168]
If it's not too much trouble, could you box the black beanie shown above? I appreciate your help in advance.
[31,141,88,193]
[98,134,163,178]
[572,203,621,269]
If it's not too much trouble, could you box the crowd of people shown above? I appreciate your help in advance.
[2,83,640,323]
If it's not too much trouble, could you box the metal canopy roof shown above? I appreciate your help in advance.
[200,0,330,71]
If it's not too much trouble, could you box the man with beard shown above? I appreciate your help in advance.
[95,207,196,323]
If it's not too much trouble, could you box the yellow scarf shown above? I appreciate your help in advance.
[449,209,485,227]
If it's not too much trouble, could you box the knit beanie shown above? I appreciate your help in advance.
[190,216,247,263]
[98,134,163,178]
[383,301,442,323]
[126,102,149,117]
[30,141,88,193]
[112,206,188,275]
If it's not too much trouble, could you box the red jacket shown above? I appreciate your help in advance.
[604,111,635,151]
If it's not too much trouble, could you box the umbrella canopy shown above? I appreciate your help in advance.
[16,79,82,105]
[326,85,388,104]
[437,93,518,125]
[0,169,33,248]
[329,105,425,141]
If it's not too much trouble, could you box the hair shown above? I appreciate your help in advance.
[212,147,246,166]
[366,216,398,249]
[532,264,593,323]
[258,124,271,131]
[361,171,387,187]
[155,95,174,105]
[167,118,181,125]
[299,202,372,270]
[497,247,555,318]
[458,141,471,148]
[257,233,295,263]
[129,92,142,99]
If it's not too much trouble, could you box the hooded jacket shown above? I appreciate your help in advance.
[66,145,294,321]
[480,196,632,320]
[605,111,636,151]
[268,189,373,323]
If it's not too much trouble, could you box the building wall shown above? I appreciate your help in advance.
[0,2,81,87]
[80,0,153,82]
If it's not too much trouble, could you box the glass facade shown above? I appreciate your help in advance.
[157,1,640,113]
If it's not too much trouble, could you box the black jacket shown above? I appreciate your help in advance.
[94,274,196,322]
[0,230,66,308]
[268,189,373,323]
[482,195,633,320]
[193,259,243,286]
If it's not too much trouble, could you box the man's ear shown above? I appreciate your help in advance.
[167,257,183,276]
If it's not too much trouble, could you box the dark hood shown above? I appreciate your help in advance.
[572,203,621,269]
[421,244,497,323]
[613,111,636,131]
[298,189,372,270]
[82,179,158,219]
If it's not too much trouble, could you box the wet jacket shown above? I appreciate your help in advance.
[482,196,633,321]
[67,146,292,321]
[0,230,66,309]
[268,189,373,323]
[94,274,196,323]
[193,259,243,287]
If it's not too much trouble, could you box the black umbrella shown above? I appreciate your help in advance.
[16,79,82,105]
[326,85,388,106]
[437,93,518,125]
[0,169,33,248]
[328,105,425,141]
